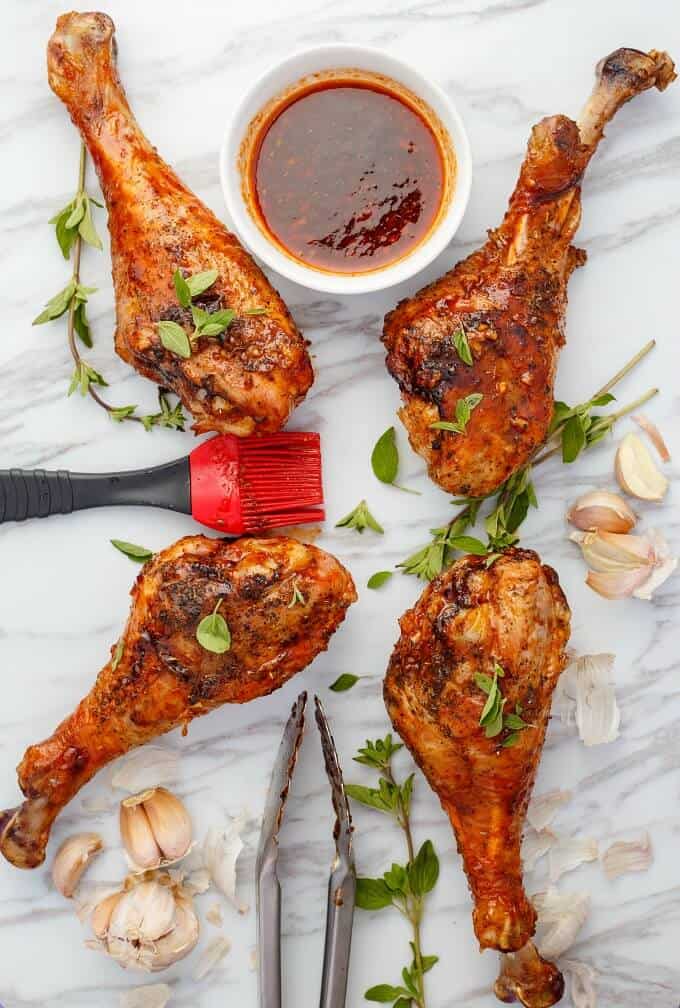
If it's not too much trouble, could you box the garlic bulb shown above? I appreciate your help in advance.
[120,787,192,870]
[571,529,677,600]
[91,877,199,972]
[615,432,668,501]
[566,490,636,533]
[52,832,103,898]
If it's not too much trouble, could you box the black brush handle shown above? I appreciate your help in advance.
[0,458,191,523]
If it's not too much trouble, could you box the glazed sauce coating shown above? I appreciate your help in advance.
[251,83,445,274]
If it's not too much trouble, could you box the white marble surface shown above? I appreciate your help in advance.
[1,1,679,1006]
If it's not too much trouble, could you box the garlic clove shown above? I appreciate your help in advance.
[615,432,669,501]
[91,891,124,939]
[108,880,177,944]
[120,798,162,870]
[142,787,192,862]
[586,566,652,599]
[148,895,200,972]
[566,490,636,533]
[571,530,653,573]
[52,832,103,898]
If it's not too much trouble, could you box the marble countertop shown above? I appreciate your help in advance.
[1,1,679,1006]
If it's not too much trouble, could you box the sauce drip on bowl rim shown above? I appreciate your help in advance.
[240,69,455,276]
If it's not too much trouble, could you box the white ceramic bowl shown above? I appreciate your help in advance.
[219,44,472,296]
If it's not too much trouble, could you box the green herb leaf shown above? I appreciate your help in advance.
[335,500,384,534]
[51,199,80,259]
[502,732,520,748]
[196,309,235,338]
[110,405,137,422]
[345,783,394,815]
[111,539,154,562]
[430,393,483,435]
[33,280,76,325]
[446,535,488,556]
[73,301,93,347]
[400,773,414,816]
[589,392,616,408]
[111,638,125,671]
[420,954,439,973]
[68,361,108,397]
[408,839,439,896]
[196,599,231,654]
[504,712,531,730]
[173,269,192,308]
[158,320,192,358]
[186,269,218,298]
[562,413,587,463]
[474,672,494,694]
[287,581,306,608]
[78,197,103,250]
[141,391,186,432]
[452,324,473,365]
[329,673,360,692]
[364,984,406,1002]
[371,427,399,485]
[356,878,395,912]
[367,571,393,590]
[383,862,408,894]
[353,735,403,770]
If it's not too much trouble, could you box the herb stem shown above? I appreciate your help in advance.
[66,144,142,423]
[385,762,426,1008]
[590,339,656,400]
[531,386,658,466]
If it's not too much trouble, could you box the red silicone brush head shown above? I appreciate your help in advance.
[189,433,324,534]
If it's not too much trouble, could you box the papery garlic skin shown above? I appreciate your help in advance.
[633,413,671,462]
[567,490,636,533]
[120,787,192,870]
[615,432,669,501]
[91,891,124,939]
[52,832,103,898]
[572,529,677,600]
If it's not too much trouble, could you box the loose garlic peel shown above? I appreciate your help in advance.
[571,529,676,600]
[566,490,636,533]
[120,787,192,870]
[615,432,668,501]
[52,832,103,898]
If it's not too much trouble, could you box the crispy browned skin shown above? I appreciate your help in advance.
[46,13,313,435]
[384,550,570,1003]
[0,535,355,869]
[383,49,675,496]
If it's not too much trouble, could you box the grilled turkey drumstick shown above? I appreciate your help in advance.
[47,13,313,435]
[0,535,355,869]
[383,48,675,497]
[384,549,571,1006]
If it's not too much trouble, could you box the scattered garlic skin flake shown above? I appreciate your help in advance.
[533,887,590,959]
[112,747,180,793]
[632,529,677,600]
[567,490,636,533]
[527,790,572,832]
[206,902,223,927]
[548,837,599,882]
[52,832,103,898]
[633,413,671,462]
[572,530,676,601]
[615,432,669,501]
[572,654,620,747]
[119,984,172,1008]
[562,960,597,1008]
[523,829,557,871]
[192,936,232,981]
[203,813,246,905]
[602,832,653,880]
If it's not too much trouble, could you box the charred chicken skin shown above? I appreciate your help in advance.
[0,535,355,870]
[384,549,571,1006]
[383,49,675,496]
[46,13,313,435]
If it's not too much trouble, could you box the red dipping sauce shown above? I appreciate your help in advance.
[242,72,451,275]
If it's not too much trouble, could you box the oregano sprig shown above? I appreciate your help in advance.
[36,142,187,431]
[346,735,440,1008]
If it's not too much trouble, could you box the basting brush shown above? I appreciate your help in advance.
[0,432,324,533]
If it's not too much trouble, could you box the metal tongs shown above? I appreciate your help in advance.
[256,692,355,1008]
